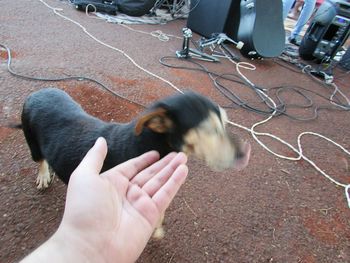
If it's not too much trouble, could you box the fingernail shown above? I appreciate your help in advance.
[95,137,105,146]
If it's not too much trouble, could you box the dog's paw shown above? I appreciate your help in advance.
[152,226,165,239]
[36,171,51,190]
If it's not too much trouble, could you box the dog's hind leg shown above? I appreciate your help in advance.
[36,160,51,189]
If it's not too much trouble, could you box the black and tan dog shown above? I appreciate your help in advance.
[17,87,250,237]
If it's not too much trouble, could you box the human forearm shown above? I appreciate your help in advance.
[20,226,102,263]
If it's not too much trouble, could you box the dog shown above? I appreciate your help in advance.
[17,87,251,238]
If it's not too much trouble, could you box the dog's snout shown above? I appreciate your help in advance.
[233,141,251,171]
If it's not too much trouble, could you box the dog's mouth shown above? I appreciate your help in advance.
[232,141,251,171]
[205,140,251,172]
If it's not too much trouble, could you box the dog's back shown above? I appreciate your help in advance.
[21,88,111,183]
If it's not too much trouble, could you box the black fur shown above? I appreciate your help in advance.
[20,88,219,184]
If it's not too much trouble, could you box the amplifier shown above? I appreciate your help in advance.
[339,47,350,70]
[299,0,350,62]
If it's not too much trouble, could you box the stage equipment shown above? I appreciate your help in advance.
[237,0,285,58]
[74,0,117,14]
[186,0,240,39]
[176,28,219,62]
[74,0,157,16]
[339,47,350,70]
[198,33,244,62]
[299,0,350,62]
[186,0,285,59]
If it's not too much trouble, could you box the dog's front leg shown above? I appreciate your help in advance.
[36,160,51,189]
[152,212,165,239]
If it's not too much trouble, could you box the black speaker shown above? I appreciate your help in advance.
[299,0,350,62]
[186,0,241,39]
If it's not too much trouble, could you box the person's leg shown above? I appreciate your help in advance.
[289,0,303,19]
[283,0,296,20]
[290,0,317,39]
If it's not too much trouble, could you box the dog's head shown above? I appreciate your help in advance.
[135,92,250,171]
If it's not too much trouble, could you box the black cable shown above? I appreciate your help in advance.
[213,73,276,115]
[276,54,350,113]
[159,55,350,121]
[268,85,349,121]
[159,56,276,115]
[3,42,347,122]
[0,44,146,108]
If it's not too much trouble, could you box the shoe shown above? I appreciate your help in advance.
[287,13,298,20]
[288,37,300,46]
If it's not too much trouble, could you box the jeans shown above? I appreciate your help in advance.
[282,0,317,39]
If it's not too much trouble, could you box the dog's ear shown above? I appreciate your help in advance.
[135,108,173,135]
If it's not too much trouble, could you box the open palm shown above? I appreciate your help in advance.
[59,138,188,263]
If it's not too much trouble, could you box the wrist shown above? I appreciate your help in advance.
[52,224,105,262]
[21,225,104,263]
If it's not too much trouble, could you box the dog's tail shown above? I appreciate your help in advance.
[6,123,22,129]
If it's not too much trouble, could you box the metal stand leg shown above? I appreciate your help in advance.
[176,28,219,62]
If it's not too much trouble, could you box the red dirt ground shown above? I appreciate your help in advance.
[1,1,350,262]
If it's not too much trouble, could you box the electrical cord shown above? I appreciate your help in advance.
[268,85,349,121]
[152,0,201,18]
[159,55,350,120]
[221,57,350,208]
[83,4,182,42]
[0,44,146,108]
[38,0,183,94]
[159,56,276,113]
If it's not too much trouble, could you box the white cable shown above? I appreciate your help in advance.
[81,4,182,42]
[224,53,350,207]
[329,82,350,110]
[118,24,182,42]
[346,185,350,208]
[84,4,104,20]
[39,0,183,94]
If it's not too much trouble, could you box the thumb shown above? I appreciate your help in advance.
[73,137,108,176]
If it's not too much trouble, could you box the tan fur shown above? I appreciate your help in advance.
[134,108,173,135]
[181,108,236,171]
[152,212,165,239]
[36,160,51,189]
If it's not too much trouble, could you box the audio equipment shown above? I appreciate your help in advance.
[237,0,285,58]
[186,0,240,39]
[74,0,117,15]
[299,0,350,62]
[186,0,285,59]
[339,47,350,70]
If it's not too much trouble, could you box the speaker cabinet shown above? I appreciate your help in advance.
[186,0,240,39]
[339,48,350,70]
[299,0,350,62]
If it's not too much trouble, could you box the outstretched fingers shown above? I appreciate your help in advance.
[142,152,188,197]
[126,183,160,227]
[131,152,178,187]
[152,164,188,213]
[102,151,160,180]
[125,154,189,227]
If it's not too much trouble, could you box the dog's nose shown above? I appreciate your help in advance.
[233,141,251,171]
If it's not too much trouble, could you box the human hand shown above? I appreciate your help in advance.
[22,137,188,263]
